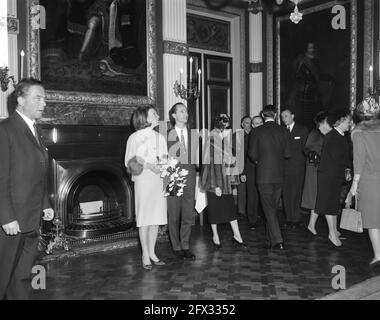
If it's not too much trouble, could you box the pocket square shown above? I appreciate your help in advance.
[294,137,301,140]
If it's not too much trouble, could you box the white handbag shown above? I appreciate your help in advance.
[340,195,363,233]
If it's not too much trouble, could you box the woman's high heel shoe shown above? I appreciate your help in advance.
[212,240,222,249]
[143,264,153,270]
[232,237,247,248]
[151,259,166,266]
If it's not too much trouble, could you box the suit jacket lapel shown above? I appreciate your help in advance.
[13,112,43,152]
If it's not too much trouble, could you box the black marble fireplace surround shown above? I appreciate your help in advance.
[39,124,135,240]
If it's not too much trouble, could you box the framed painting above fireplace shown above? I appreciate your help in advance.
[26,0,157,106]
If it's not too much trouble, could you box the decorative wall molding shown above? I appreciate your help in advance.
[363,0,374,99]
[163,40,189,56]
[26,0,157,109]
[187,13,231,53]
[7,17,18,34]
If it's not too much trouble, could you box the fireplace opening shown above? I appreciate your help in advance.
[65,169,133,238]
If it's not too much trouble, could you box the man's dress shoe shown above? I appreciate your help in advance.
[173,250,185,259]
[182,250,196,260]
[271,243,285,250]
[265,243,285,250]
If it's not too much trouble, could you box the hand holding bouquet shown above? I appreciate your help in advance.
[158,157,189,197]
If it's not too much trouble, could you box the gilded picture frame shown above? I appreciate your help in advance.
[26,0,157,107]
[275,0,358,122]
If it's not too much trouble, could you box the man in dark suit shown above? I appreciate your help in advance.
[281,109,309,229]
[0,79,54,300]
[248,105,291,250]
[244,115,263,229]
[167,103,197,260]
[235,116,251,217]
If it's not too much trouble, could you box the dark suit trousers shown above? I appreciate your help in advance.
[0,229,40,300]
[283,173,305,223]
[246,174,260,225]
[258,183,283,245]
[167,171,196,251]
[237,182,247,214]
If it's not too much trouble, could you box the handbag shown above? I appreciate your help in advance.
[127,156,144,176]
[340,194,363,233]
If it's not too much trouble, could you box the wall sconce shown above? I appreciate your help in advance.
[0,66,16,92]
[173,58,202,100]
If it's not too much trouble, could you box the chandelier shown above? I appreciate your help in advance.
[290,0,303,24]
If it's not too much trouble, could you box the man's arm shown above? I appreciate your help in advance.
[0,126,17,227]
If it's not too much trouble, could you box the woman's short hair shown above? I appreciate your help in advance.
[213,113,231,130]
[313,110,329,127]
[132,105,156,131]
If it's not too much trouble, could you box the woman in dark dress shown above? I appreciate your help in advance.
[315,109,352,246]
[200,114,246,249]
[301,111,332,235]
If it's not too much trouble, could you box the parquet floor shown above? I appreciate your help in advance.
[32,214,380,300]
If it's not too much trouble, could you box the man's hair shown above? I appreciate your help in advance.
[240,115,251,125]
[132,105,156,131]
[261,105,277,119]
[281,108,294,115]
[168,102,185,125]
[252,115,263,123]
[15,78,43,99]
[329,108,351,128]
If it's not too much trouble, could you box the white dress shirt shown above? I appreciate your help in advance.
[287,122,295,132]
[175,125,188,149]
[335,127,345,136]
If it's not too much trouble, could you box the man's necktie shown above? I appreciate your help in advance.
[287,125,291,132]
[180,129,187,153]
[33,123,42,148]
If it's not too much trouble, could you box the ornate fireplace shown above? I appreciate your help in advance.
[39,124,135,239]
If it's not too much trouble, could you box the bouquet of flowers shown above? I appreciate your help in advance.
[158,157,189,197]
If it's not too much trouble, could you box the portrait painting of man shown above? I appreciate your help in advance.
[39,0,147,95]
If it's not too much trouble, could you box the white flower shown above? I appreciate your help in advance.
[179,169,189,176]
[168,158,178,168]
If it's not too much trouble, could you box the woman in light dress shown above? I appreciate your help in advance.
[125,105,168,270]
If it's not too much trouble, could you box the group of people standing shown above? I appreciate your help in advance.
[125,98,380,270]
[124,104,250,269]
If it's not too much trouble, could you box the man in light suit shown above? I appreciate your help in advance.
[248,105,291,250]
[0,79,54,300]
[167,103,197,260]
[281,109,309,229]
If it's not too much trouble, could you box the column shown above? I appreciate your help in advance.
[249,12,263,117]
[162,0,188,120]
[0,0,18,120]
